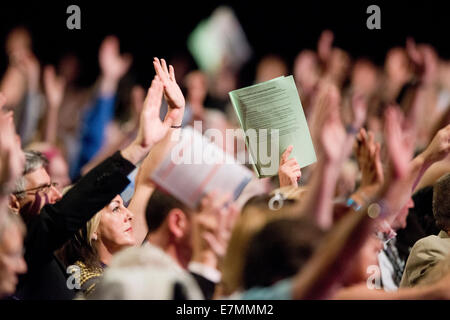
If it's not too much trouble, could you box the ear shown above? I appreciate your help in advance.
[167,208,188,239]
[8,194,20,214]
[91,231,98,241]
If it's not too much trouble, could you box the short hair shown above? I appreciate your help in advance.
[242,217,324,289]
[145,189,189,233]
[13,150,49,198]
[433,173,450,231]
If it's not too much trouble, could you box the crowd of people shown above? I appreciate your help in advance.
[0,25,450,300]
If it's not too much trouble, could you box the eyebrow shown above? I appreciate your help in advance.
[27,182,51,190]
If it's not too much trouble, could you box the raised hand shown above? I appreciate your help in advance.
[121,76,179,165]
[12,50,40,92]
[317,30,334,65]
[99,36,132,93]
[319,85,347,163]
[384,105,415,179]
[192,191,239,268]
[420,124,450,165]
[406,38,438,86]
[278,145,301,187]
[350,93,368,130]
[355,128,384,189]
[0,94,25,194]
[43,65,66,109]
[153,57,185,111]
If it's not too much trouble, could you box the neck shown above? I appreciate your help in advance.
[95,241,119,266]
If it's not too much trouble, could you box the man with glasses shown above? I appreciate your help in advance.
[9,151,63,223]
[8,149,138,300]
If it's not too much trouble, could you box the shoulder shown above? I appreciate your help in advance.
[412,234,450,256]
[74,261,103,297]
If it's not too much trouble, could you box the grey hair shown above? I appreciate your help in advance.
[13,150,49,199]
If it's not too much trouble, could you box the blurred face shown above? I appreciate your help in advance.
[345,235,383,286]
[328,48,350,84]
[58,54,80,85]
[294,51,320,95]
[15,167,63,218]
[186,72,208,105]
[385,48,411,83]
[256,56,288,83]
[96,195,135,251]
[351,61,378,95]
[0,224,27,298]
[391,197,414,231]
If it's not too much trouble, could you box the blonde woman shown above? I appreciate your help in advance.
[58,195,135,297]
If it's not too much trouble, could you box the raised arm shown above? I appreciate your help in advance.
[0,98,25,223]
[301,83,362,229]
[26,73,180,257]
[128,59,186,244]
[43,65,66,145]
[290,106,416,300]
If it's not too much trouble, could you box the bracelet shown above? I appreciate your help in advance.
[346,198,362,211]
[346,124,359,135]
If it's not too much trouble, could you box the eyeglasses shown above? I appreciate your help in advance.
[13,182,59,196]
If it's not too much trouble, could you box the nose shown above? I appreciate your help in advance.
[49,185,63,203]
[124,207,134,221]
[16,256,27,274]
[408,198,414,209]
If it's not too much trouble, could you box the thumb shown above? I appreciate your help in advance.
[163,109,180,128]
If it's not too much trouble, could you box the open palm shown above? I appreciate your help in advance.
[153,57,185,110]
[135,77,179,150]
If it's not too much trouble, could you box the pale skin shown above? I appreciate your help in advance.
[0,223,27,298]
[92,195,135,266]
[128,57,186,244]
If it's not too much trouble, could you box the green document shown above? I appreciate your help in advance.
[229,75,317,177]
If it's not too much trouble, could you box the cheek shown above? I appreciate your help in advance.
[99,216,134,246]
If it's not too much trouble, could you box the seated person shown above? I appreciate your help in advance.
[58,195,135,297]
[401,173,450,287]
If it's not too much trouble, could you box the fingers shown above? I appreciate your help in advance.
[281,145,294,164]
[169,65,176,81]
[161,58,169,75]
[153,57,168,83]
[162,109,179,129]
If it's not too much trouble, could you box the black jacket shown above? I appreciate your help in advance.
[15,151,135,300]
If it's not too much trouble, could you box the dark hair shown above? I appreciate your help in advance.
[242,217,324,289]
[433,173,450,232]
[145,188,189,233]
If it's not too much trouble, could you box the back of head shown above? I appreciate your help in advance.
[145,188,189,233]
[242,217,324,289]
[432,173,450,232]
[87,244,203,300]
[221,194,301,295]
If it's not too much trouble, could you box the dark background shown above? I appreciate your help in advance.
[0,0,449,87]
